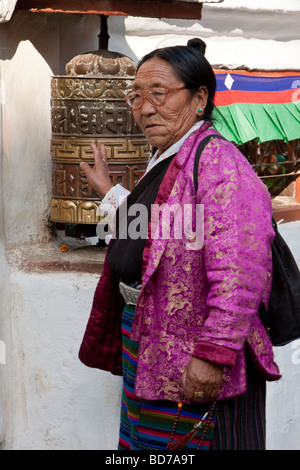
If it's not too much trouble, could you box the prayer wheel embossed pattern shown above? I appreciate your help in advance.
[50,50,151,224]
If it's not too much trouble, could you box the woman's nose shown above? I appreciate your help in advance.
[140,97,156,115]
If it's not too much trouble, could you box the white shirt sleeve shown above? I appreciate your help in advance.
[98,184,130,243]
[101,183,130,210]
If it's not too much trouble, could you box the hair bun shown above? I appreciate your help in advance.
[187,38,206,55]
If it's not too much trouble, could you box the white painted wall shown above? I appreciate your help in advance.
[108,7,300,70]
[267,222,300,451]
[1,40,52,246]
[0,3,300,449]
[5,267,122,449]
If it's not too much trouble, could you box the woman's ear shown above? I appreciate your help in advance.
[196,86,208,116]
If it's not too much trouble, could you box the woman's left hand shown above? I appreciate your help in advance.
[181,357,224,401]
[80,143,113,198]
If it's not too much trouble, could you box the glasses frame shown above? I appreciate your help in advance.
[125,86,186,110]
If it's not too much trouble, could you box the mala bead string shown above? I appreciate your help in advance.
[166,400,183,450]
[196,399,217,450]
[166,398,217,451]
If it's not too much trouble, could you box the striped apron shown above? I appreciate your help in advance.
[118,304,266,451]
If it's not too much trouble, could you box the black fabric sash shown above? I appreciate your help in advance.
[107,156,174,284]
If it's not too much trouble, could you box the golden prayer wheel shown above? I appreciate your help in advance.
[50,49,151,226]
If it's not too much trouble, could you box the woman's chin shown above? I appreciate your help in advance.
[144,135,167,153]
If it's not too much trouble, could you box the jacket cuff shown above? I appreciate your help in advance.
[193,341,237,367]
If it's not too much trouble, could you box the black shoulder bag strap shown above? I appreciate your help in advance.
[194,133,300,347]
[193,134,227,194]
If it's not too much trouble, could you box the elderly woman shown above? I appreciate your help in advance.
[79,38,280,450]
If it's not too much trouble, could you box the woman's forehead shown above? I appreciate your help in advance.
[133,57,180,89]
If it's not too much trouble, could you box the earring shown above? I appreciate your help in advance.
[198,108,202,113]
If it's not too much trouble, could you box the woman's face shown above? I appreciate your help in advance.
[131,57,207,154]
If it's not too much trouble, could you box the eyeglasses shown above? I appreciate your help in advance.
[125,86,186,110]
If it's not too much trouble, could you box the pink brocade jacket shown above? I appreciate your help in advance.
[79,122,281,402]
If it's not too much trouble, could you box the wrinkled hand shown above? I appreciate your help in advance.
[80,143,113,198]
[181,357,224,401]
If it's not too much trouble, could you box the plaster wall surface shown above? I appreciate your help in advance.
[3,266,122,449]
[0,5,300,450]
[266,222,300,451]
[108,7,300,70]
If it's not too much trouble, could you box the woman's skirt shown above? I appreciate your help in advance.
[118,304,266,451]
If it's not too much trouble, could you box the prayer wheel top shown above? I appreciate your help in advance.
[65,49,137,77]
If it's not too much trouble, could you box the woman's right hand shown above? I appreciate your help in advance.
[80,143,113,198]
[181,357,223,402]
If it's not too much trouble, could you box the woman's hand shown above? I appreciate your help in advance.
[181,357,224,401]
[80,143,113,198]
